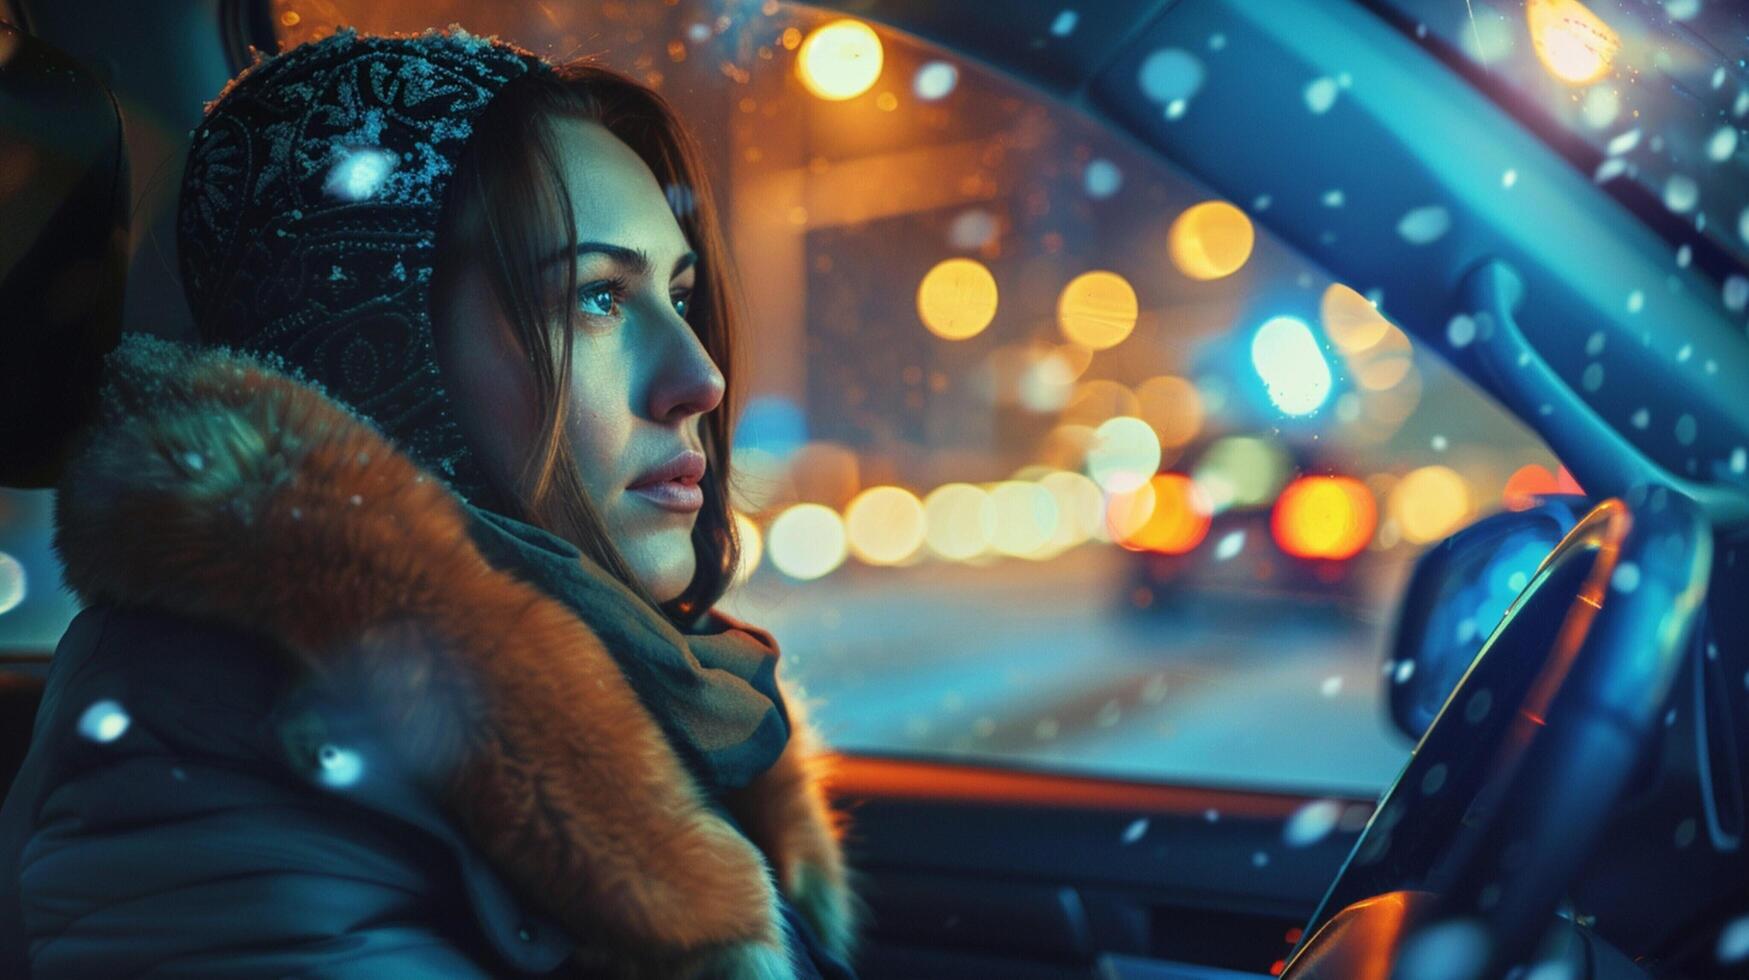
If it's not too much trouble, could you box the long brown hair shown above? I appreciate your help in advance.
[432,61,743,628]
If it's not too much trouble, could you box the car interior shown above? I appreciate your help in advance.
[4,0,1749,977]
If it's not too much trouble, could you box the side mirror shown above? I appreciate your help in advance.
[1385,496,1587,742]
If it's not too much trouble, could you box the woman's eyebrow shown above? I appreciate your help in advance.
[548,241,698,281]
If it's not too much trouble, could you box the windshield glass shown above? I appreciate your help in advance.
[0,0,1563,798]
[1375,0,1749,300]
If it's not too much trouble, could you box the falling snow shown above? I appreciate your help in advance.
[1304,76,1339,114]
[1724,275,1749,312]
[1122,817,1149,844]
[1142,674,1169,704]
[1447,314,1477,348]
[1675,817,1698,848]
[1676,413,1698,446]
[1466,689,1493,724]
[1421,763,1448,795]
[1214,530,1246,561]
[1138,48,1203,105]
[1664,174,1699,214]
[78,700,130,743]
[0,552,23,616]
[1397,205,1451,244]
[1084,158,1122,199]
[1708,126,1739,163]
[1095,699,1122,727]
[1582,87,1619,129]
[1718,915,1749,964]
[1611,561,1642,594]
[1283,799,1343,847]
[913,61,958,101]
[1607,128,1641,156]
[316,743,364,788]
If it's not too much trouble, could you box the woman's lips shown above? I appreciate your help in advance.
[629,477,703,513]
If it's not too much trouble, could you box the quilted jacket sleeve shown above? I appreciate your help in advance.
[5,607,501,979]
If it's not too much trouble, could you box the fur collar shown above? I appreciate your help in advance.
[52,336,859,978]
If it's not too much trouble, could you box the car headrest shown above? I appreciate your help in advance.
[0,20,129,489]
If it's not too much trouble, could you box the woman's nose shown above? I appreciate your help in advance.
[647,309,725,424]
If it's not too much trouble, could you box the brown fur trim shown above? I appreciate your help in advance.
[52,337,856,977]
[725,684,866,964]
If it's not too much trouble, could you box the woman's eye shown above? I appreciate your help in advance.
[672,292,692,318]
[577,282,620,318]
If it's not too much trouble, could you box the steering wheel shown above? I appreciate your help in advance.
[1286,489,1711,978]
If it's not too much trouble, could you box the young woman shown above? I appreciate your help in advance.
[0,27,860,979]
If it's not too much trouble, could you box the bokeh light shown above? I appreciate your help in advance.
[1168,201,1255,281]
[0,550,24,616]
[913,60,958,100]
[1391,466,1471,544]
[1039,470,1109,550]
[736,396,808,457]
[1251,316,1333,415]
[1527,0,1619,85]
[1085,416,1163,493]
[1273,477,1377,560]
[1192,436,1291,512]
[1112,473,1212,554]
[1135,375,1204,448]
[1062,378,1141,427]
[844,485,927,565]
[731,511,763,587]
[796,20,885,101]
[1039,423,1098,472]
[767,503,849,580]
[1057,271,1139,350]
[1350,325,1414,391]
[917,257,999,340]
[1019,348,1077,412]
[1320,283,1391,353]
[789,441,861,510]
[987,481,1060,557]
[923,483,994,560]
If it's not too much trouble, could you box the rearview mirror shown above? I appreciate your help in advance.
[1385,496,1587,742]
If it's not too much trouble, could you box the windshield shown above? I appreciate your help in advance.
[0,0,1563,799]
[1374,0,1749,303]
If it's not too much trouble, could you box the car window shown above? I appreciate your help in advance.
[1378,0,1749,306]
[0,1,1562,796]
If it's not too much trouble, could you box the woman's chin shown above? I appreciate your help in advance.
[622,531,698,601]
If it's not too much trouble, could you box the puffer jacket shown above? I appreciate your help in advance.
[0,338,861,978]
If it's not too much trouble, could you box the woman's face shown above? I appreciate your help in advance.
[437,118,725,603]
